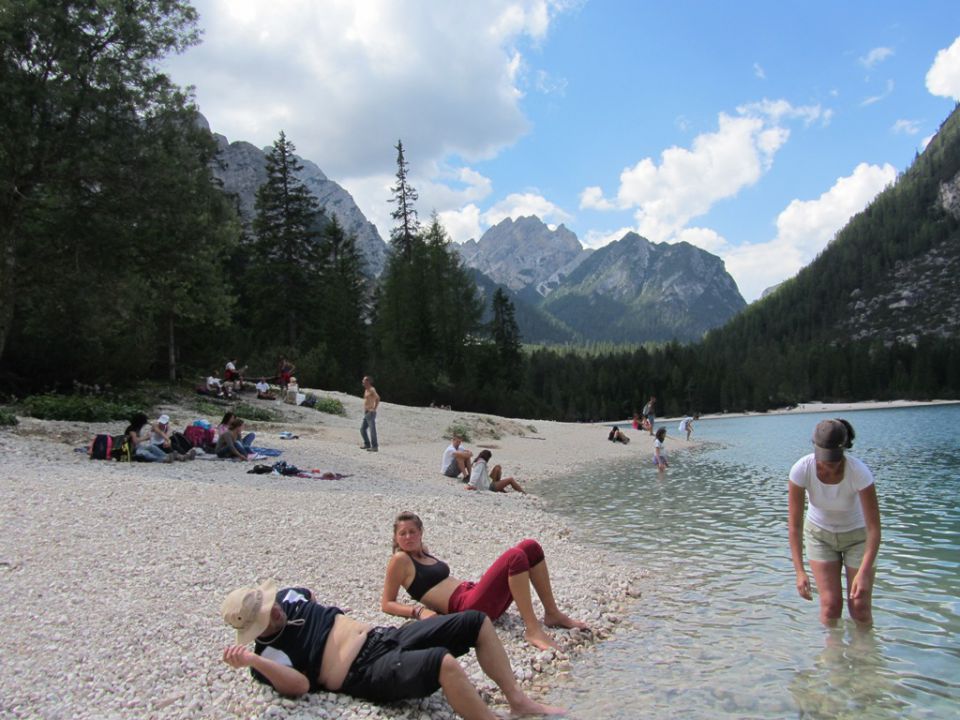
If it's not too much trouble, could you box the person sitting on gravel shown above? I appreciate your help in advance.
[216,417,256,460]
[125,413,194,462]
[607,426,630,444]
[255,378,276,400]
[467,450,526,493]
[220,580,563,718]
[382,512,589,651]
[440,435,472,481]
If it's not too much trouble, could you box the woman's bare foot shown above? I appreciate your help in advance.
[506,690,566,716]
[525,627,559,650]
[543,611,590,631]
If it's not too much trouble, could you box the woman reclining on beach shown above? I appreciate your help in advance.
[381,512,588,650]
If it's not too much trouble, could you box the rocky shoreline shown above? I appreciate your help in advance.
[0,389,657,719]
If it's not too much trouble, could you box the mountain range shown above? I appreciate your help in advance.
[203,119,747,344]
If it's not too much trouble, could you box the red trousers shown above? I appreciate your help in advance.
[447,539,545,620]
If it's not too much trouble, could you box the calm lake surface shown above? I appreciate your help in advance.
[537,406,960,719]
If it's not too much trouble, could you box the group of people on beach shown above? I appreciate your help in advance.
[120,410,259,462]
[221,512,587,718]
[207,367,881,718]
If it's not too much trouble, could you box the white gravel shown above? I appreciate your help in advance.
[0,389,659,719]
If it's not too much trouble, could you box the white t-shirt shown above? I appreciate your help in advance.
[789,454,875,532]
[441,444,459,473]
[679,417,692,432]
[225,361,236,371]
[255,381,269,393]
[468,459,490,491]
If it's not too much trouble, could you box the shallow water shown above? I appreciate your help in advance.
[538,406,960,719]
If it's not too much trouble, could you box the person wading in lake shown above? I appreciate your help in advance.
[788,419,881,626]
[382,512,588,650]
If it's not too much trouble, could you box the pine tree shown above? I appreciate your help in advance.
[490,288,523,388]
[318,215,368,388]
[389,140,420,258]
[251,131,325,347]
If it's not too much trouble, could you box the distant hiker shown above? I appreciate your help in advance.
[278,357,296,390]
[467,449,526,493]
[653,427,668,471]
[360,375,380,452]
[440,436,472,481]
[642,397,656,435]
[788,419,881,627]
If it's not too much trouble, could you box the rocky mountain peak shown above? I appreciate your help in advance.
[207,121,387,276]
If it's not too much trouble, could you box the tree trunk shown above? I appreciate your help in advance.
[168,313,177,382]
[0,225,16,361]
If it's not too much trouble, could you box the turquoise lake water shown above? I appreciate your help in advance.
[538,405,960,719]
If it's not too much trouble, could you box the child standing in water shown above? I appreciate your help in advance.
[653,427,668,472]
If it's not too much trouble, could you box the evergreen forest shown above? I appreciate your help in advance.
[2,1,958,421]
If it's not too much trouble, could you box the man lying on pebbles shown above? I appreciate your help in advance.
[221,580,565,719]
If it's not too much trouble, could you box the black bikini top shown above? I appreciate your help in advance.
[406,553,450,600]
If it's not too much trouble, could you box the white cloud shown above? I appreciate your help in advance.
[753,62,766,80]
[925,35,960,101]
[859,46,894,69]
[579,100,833,241]
[861,79,894,106]
[481,192,573,227]
[671,227,730,254]
[165,0,567,182]
[723,162,897,301]
[582,227,634,249]
[438,204,484,243]
[920,134,935,151]
[891,119,920,135]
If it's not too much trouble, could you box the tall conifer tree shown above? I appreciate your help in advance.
[388,140,419,258]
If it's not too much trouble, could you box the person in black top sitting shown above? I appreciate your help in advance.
[221,580,563,718]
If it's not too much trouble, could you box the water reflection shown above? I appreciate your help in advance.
[538,406,960,719]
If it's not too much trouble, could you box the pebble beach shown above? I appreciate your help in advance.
[0,389,669,720]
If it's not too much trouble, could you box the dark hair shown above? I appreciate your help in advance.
[126,412,149,435]
[393,511,427,553]
[219,411,235,426]
[228,417,244,430]
[835,418,855,448]
[655,427,667,441]
[476,449,492,462]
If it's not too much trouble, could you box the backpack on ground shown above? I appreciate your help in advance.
[169,431,193,455]
[88,434,115,460]
[115,437,134,462]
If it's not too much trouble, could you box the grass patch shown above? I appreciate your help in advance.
[234,402,281,422]
[21,394,140,422]
[445,422,472,443]
[312,396,345,416]
[0,409,18,427]
[195,400,226,417]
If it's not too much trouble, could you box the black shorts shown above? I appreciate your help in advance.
[339,610,486,703]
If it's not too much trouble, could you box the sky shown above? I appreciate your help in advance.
[163,1,960,301]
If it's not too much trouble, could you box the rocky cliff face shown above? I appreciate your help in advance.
[456,216,587,294]
[839,169,960,346]
[209,127,387,276]
[461,216,746,343]
[542,232,746,342]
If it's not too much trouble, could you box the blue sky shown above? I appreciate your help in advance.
[164,1,960,300]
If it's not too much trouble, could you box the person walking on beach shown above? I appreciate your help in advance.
[360,375,380,452]
[220,580,563,718]
[653,427,668,472]
[642,396,656,435]
[788,419,881,627]
[441,435,472,480]
[382,512,588,650]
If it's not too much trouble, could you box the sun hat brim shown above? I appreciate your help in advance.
[234,578,278,645]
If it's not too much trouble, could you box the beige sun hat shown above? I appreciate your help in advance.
[221,579,278,645]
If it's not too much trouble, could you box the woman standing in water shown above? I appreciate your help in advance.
[788,419,881,626]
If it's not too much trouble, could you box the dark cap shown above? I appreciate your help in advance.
[812,419,848,461]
